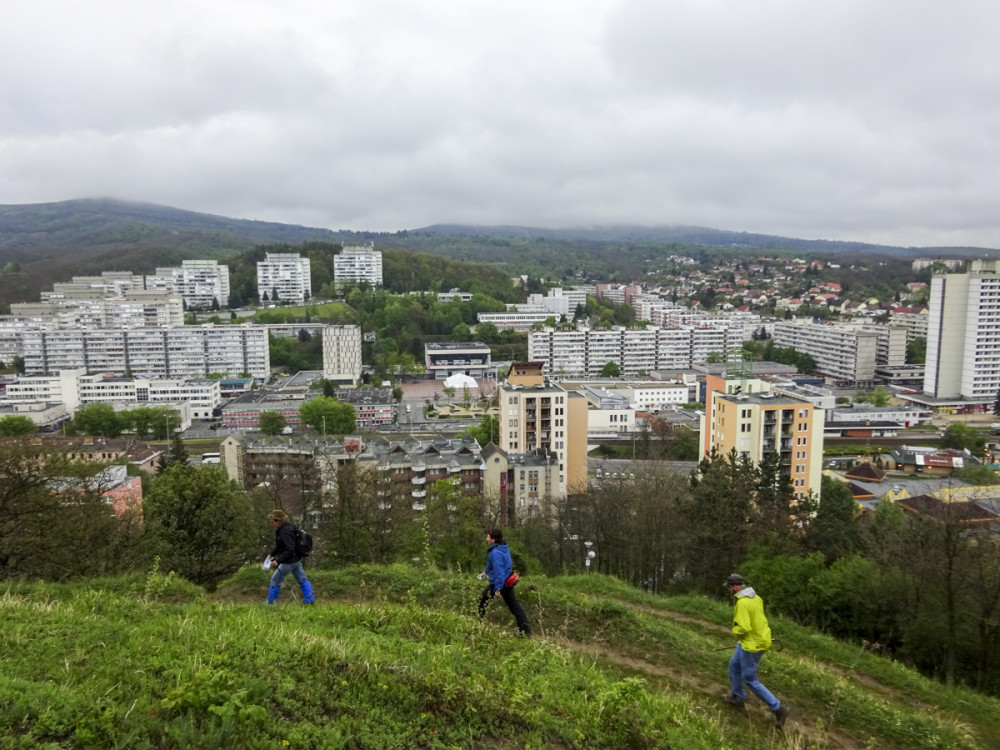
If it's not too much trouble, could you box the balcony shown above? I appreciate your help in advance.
[411,476,426,485]
[412,489,427,499]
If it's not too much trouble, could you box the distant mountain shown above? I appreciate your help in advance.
[413,223,994,257]
[1,198,995,305]
[0,198,341,260]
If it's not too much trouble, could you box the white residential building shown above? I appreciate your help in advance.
[923,259,1000,403]
[146,260,230,309]
[18,325,270,380]
[527,324,750,378]
[10,291,184,329]
[257,253,312,304]
[334,243,382,288]
[2,371,221,420]
[321,325,363,386]
[773,320,907,387]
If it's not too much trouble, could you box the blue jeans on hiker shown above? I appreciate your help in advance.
[729,643,780,711]
[271,561,308,589]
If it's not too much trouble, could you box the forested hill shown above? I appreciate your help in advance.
[1,197,995,304]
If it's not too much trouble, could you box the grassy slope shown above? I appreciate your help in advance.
[1,566,996,750]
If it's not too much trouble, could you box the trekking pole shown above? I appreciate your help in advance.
[283,579,299,601]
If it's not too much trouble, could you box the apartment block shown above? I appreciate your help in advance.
[924,259,1000,404]
[701,373,824,499]
[527,324,749,378]
[257,252,312,304]
[333,243,383,288]
[146,260,230,309]
[10,291,184,330]
[19,325,270,380]
[498,362,588,499]
[321,325,362,386]
[772,320,907,387]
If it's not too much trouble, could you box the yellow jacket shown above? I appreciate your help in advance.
[732,587,772,653]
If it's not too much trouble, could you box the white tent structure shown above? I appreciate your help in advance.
[443,373,479,390]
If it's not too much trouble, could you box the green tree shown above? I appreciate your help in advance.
[143,465,261,588]
[907,336,927,364]
[941,422,986,455]
[299,396,356,434]
[0,442,138,580]
[70,403,122,438]
[680,449,760,593]
[460,415,499,446]
[158,432,190,472]
[599,361,621,377]
[806,476,863,562]
[0,415,37,437]
[475,321,500,344]
[259,410,287,436]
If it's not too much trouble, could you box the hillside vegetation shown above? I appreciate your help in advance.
[2,564,997,750]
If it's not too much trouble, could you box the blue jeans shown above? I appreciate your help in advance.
[270,561,308,589]
[729,643,780,711]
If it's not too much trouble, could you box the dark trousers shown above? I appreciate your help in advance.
[479,584,531,635]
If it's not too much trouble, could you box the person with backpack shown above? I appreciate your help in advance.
[722,573,789,729]
[266,509,315,605]
[477,528,531,636]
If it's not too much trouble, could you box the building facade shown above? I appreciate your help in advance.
[18,325,270,380]
[701,374,824,499]
[923,259,1000,404]
[498,362,588,499]
[333,243,383,288]
[257,252,312,304]
[321,325,363,385]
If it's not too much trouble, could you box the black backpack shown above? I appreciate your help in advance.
[293,526,313,558]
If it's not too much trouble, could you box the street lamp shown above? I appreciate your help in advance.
[584,540,594,573]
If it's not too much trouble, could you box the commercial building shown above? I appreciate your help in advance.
[333,243,382,288]
[923,259,1000,406]
[425,342,492,380]
[257,252,312,304]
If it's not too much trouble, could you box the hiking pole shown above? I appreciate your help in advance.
[283,579,299,601]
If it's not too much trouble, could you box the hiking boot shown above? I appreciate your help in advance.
[773,704,790,729]
[722,693,745,708]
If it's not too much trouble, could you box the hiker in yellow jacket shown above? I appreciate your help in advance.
[722,573,789,729]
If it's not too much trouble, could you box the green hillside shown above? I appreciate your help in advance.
[2,565,996,749]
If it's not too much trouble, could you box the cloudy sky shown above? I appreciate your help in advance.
[2,1,999,248]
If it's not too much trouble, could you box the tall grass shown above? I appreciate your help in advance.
[0,565,997,749]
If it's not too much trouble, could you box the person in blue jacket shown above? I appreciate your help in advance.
[477,528,531,635]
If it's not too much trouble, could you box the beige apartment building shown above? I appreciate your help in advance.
[701,373,824,499]
[498,362,588,500]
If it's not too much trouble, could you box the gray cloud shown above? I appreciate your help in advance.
[2,0,999,248]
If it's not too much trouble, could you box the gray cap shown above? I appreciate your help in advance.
[725,573,746,587]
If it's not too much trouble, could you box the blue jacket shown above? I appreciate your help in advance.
[484,542,513,589]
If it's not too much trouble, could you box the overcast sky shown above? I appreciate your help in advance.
[2,1,999,248]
